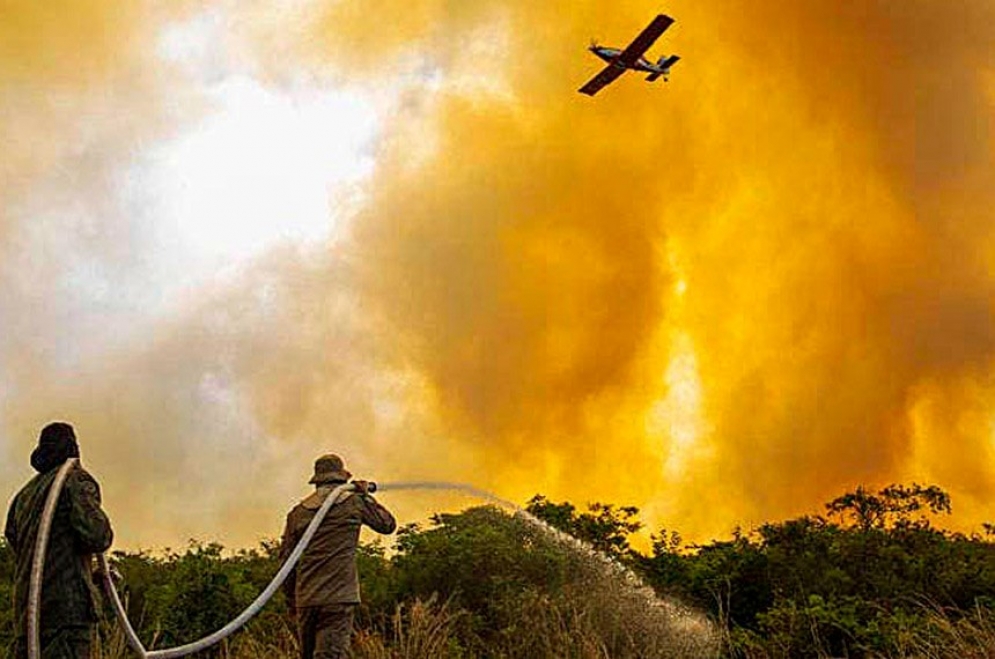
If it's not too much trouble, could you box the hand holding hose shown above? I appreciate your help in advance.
[351,480,375,494]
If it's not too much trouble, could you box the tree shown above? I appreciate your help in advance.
[825,483,952,531]
[525,495,642,560]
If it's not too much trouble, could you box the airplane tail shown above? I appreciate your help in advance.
[647,54,680,82]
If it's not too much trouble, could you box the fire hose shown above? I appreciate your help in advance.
[28,458,358,659]
[26,457,78,659]
[28,463,646,658]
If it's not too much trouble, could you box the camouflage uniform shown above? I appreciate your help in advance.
[280,455,396,659]
[5,464,114,659]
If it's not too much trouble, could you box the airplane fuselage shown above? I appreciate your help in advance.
[590,45,665,73]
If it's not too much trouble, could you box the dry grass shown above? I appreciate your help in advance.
[888,604,995,659]
[91,617,300,659]
[224,622,299,659]
[718,603,995,659]
[353,597,465,659]
[354,589,719,659]
[89,590,718,659]
[79,604,995,659]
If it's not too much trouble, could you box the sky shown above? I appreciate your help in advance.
[2,0,995,550]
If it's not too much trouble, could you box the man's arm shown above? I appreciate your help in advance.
[357,494,397,535]
[67,468,113,554]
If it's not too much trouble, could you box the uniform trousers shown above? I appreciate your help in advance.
[299,604,355,659]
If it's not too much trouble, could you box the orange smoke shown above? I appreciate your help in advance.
[2,1,995,548]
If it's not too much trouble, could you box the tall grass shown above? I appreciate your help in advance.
[890,603,995,659]
[91,590,716,659]
[353,597,465,659]
[355,590,718,659]
[80,601,995,659]
[722,603,995,659]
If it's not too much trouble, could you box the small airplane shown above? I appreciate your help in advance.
[579,14,680,96]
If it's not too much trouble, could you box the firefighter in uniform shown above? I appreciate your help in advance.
[5,422,114,659]
[280,454,396,659]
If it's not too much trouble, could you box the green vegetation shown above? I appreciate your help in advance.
[3,483,995,657]
[641,483,995,657]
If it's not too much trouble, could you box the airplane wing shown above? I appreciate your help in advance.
[617,14,674,66]
[578,64,626,96]
[658,54,681,70]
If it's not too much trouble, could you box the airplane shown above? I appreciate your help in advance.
[579,14,680,96]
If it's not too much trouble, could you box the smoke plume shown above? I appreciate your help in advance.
[2,0,994,547]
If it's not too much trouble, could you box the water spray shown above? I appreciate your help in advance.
[28,470,715,658]
[376,481,703,621]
